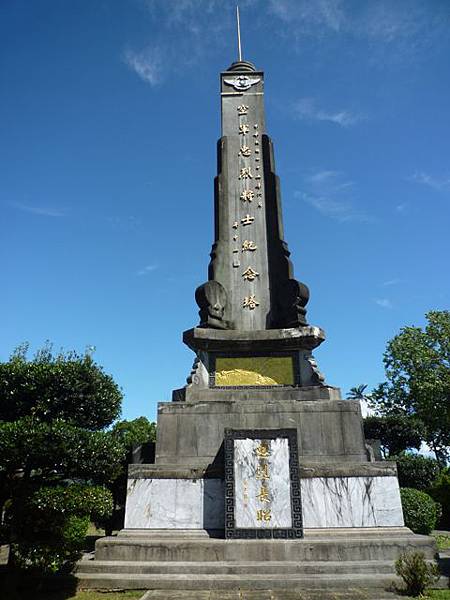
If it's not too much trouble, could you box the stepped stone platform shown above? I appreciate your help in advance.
[76,527,437,593]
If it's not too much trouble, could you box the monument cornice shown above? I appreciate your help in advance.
[183,325,326,353]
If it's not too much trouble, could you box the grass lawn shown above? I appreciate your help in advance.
[425,591,450,599]
[434,533,450,552]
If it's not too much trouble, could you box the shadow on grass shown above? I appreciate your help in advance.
[0,566,78,600]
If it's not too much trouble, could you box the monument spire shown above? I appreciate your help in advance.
[194,52,310,332]
[236,6,243,62]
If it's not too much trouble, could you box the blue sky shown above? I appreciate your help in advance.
[1,0,449,423]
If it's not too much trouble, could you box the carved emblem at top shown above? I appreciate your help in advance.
[224,75,261,91]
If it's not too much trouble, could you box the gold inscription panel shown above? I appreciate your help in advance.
[215,356,294,387]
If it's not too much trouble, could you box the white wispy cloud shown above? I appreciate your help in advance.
[268,0,445,60]
[296,170,372,223]
[268,0,346,33]
[293,98,364,127]
[409,171,450,192]
[123,47,162,86]
[382,278,401,287]
[374,298,393,309]
[137,264,158,276]
[11,202,66,217]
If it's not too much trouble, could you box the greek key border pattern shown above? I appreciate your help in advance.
[224,428,303,539]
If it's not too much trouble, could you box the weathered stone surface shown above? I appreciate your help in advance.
[94,528,436,563]
[183,326,326,353]
[128,461,397,480]
[156,399,366,466]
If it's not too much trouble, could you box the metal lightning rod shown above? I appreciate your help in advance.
[236,6,243,61]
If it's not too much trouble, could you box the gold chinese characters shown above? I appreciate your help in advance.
[240,189,254,203]
[242,267,259,281]
[242,240,257,252]
[239,167,253,180]
[254,440,272,523]
[241,214,254,226]
[243,295,259,310]
[255,441,271,458]
[256,509,272,522]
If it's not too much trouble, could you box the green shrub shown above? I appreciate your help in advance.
[428,470,450,529]
[400,488,439,534]
[393,453,441,491]
[32,484,113,521]
[395,551,440,596]
[11,515,89,574]
[9,484,113,574]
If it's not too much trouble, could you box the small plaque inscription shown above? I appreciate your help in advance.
[224,429,302,539]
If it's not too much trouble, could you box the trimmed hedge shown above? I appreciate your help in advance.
[400,487,438,535]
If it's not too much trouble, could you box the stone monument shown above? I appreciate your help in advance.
[78,44,436,594]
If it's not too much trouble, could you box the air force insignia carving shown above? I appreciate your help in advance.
[224,75,261,91]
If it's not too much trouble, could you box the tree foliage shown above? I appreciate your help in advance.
[0,343,125,574]
[370,310,450,465]
[428,468,450,529]
[111,416,157,448]
[393,453,440,491]
[363,415,426,458]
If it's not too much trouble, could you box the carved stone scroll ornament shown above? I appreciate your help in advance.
[195,280,231,329]
[276,278,310,328]
[223,75,261,91]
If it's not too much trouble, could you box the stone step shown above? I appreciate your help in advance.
[77,558,395,575]
[95,534,436,563]
[76,571,401,591]
[140,592,407,600]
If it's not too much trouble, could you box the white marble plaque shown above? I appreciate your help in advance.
[234,437,292,528]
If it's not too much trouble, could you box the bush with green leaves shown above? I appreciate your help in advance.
[0,343,124,575]
[8,484,113,574]
[393,452,441,491]
[428,469,450,529]
[395,551,440,597]
[400,487,439,534]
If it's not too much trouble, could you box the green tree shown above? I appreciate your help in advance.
[347,384,370,402]
[370,311,450,466]
[363,415,426,458]
[0,343,126,575]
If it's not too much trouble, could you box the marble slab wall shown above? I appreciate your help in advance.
[301,476,404,528]
[124,475,404,530]
[125,478,224,529]
[234,438,292,528]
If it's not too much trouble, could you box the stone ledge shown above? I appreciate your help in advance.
[159,398,358,415]
[183,326,326,353]
[128,461,397,480]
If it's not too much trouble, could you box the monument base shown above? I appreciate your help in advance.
[124,462,403,530]
[76,528,437,592]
